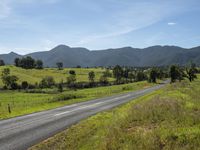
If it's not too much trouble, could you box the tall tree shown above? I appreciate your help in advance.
[14,58,21,67]
[1,68,18,89]
[20,56,36,69]
[67,70,76,86]
[149,68,158,83]
[35,60,43,69]
[186,63,198,82]
[113,65,123,84]
[169,65,184,83]
[88,71,95,83]
[56,62,63,70]
[0,59,5,66]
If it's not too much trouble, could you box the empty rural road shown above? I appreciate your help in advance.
[0,81,168,150]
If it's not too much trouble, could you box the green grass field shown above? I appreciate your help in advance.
[30,75,200,150]
[0,66,113,86]
[0,81,154,119]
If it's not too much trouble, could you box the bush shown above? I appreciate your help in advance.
[21,81,29,89]
[39,76,55,88]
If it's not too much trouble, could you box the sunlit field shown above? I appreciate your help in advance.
[31,75,200,150]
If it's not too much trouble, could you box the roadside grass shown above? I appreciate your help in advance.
[30,76,200,150]
[0,81,153,119]
[0,66,114,85]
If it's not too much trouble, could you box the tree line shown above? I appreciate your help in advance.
[14,57,43,69]
[0,59,199,91]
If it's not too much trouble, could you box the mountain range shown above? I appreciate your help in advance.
[0,45,200,67]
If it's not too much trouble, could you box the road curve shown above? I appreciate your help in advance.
[0,81,168,150]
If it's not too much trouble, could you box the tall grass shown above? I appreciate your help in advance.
[31,76,200,150]
[0,81,152,119]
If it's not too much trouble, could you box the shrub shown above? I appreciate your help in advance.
[21,81,29,89]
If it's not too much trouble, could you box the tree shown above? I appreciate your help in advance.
[56,62,63,70]
[58,80,63,93]
[149,68,158,83]
[1,68,18,89]
[35,60,43,69]
[123,68,130,82]
[99,75,109,85]
[21,81,29,89]
[103,69,112,77]
[186,63,198,82]
[113,65,123,84]
[88,71,95,83]
[14,58,21,67]
[20,56,36,69]
[169,65,184,83]
[67,74,76,85]
[69,70,76,75]
[0,59,5,66]
[136,71,147,81]
[39,76,55,88]
[128,72,135,82]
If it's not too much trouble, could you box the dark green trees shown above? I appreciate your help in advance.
[169,65,185,83]
[67,70,76,85]
[113,65,123,84]
[39,76,55,88]
[149,68,158,83]
[56,62,63,70]
[1,68,18,89]
[186,63,198,82]
[88,71,95,83]
[35,60,43,69]
[0,59,5,66]
[14,57,43,69]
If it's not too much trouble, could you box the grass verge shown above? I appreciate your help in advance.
[30,76,200,150]
[0,81,154,119]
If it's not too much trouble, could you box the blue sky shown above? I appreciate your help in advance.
[0,0,200,54]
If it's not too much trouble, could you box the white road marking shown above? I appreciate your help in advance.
[54,94,131,117]
[54,102,104,116]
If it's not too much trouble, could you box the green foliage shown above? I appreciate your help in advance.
[31,76,200,150]
[149,68,158,83]
[14,57,43,69]
[67,74,76,85]
[136,71,147,81]
[0,81,152,119]
[1,68,18,89]
[99,75,109,85]
[39,76,55,88]
[186,63,198,82]
[0,66,115,86]
[69,70,76,75]
[88,71,95,83]
[56,62,63,70]
[113,65,123,83]
[170,65,185,83]
[21,81,29,90]
[35,60,43,69]
[0,59,5,66]
[103,69,112,77]
[57,81,63,93]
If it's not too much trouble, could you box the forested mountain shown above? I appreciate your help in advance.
[0,45,200,67]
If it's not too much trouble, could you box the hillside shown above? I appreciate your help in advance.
[0,45,200,67]
[0,66,111,86]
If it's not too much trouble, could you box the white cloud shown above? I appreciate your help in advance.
[168,22,177,26]
[78,1,180,45]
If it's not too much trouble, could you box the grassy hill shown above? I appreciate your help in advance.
[30,75,200,150]
[0,80,153,119]
[0,66,113,86]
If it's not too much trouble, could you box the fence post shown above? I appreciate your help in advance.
[8,104,11,114]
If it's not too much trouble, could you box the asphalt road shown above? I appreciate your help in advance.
[0,81,168,150]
